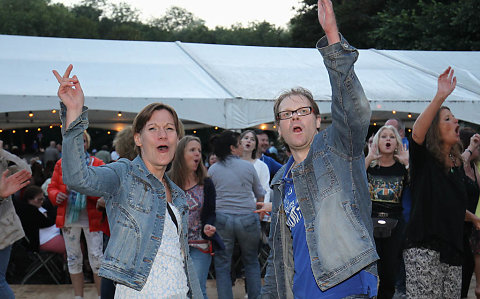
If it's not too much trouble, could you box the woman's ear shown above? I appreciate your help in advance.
[134,133,142,147]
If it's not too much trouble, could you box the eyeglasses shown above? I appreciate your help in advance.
[276,106,313,120]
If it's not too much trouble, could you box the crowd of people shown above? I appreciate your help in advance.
[1,1,480,299]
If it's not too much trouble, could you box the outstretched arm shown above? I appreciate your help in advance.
[52,64,84,128]
[412,67,456,145]
[318,0,340,45]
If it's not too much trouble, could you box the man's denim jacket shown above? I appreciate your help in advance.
[60,105,202,297]
[261,35,379,298]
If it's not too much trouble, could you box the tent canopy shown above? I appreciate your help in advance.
[0,34,479,130]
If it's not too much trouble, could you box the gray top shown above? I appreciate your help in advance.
[208,156,265,214]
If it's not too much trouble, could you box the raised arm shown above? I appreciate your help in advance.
[318,0,340,45]
[412,67,456,145]
[52,64,84,129]
[0,169,31,199]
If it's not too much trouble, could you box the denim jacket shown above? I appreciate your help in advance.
[60,104,202,297]
[261,35,378,298]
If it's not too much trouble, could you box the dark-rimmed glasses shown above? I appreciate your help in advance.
[276,106,313,120]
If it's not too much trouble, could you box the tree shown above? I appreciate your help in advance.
[150,6,205,32]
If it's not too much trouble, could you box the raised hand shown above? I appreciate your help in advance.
[394,144,409,166]
[437,67,456,100]
[365,141,382,166]
[0,169,31,198]
[52,64,84,127]
[317,0,340,45]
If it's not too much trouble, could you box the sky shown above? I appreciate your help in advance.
[53,0,301,28]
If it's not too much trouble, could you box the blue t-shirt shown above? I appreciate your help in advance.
[282,157,377,298]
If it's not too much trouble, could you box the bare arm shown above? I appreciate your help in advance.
[412,67,456,145]
[317,0,340,45]
[461,133,480,163]
[466,210,480,230]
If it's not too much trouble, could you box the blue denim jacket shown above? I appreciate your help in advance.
[60,105,202,297]
[261,35,378,298]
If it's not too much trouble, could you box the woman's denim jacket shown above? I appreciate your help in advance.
[261,35,379,298]
[60,105,202,297]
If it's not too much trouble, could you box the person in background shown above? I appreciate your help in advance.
[112,126,136,161]
[365,125,409,298]
[403,67,480,298]
[205,152,217,169]
[260,1,378,297]
[208,130,265,299]
[95,145,112,164]
[14,185,66,254]
[0,142,32,299]
[460,128,480,298]
[43,141,60,165]
[255,129,282,179]
[169,135,224,299]
[48,131,106,299]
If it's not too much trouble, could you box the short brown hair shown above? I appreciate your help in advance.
[113,126,136,160]
[132,103,184,155]
[273,87,320,125]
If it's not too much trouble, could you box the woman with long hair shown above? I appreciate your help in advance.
[208,130,265,299]
[365,125,409,298]
[403,67,480,298]
[52,64,202,298]
[169,135,224,299]
[239,130,271,206]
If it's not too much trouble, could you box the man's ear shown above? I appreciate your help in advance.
[134,133,142,147]
[316,115,321,130]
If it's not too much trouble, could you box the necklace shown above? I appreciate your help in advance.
[449,153,456,173]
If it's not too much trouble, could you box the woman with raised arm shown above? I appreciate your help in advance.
[365,125,409,299]
[52,65,202,298]
[403,67,477,298]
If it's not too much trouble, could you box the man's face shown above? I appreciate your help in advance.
[277,95,320,154]
[257,133,270,154]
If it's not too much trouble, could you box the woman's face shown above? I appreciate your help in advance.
[134,109,178,173]
[438,109,460,147]
[240,132,256,154]
[184,140,202,173]
[377,128,397,155]
[28,193,44,209]
[208,154,217,166]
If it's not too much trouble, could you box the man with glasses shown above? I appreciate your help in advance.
[260,0,379,298]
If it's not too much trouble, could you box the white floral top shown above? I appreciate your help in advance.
[115,203,188,298]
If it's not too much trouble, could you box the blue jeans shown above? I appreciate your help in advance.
[214,212,261,299]
[0,245,14,299]
[189,246,212,299]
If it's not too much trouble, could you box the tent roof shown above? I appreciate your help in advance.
[0,34,479,130]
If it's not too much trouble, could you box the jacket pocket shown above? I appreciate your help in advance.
[107,207,141,266]
[127,178,153,213]
[342,201,369,239]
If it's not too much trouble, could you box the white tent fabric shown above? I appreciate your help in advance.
[0,34,479,130]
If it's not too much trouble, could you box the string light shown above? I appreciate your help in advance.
[117,112,122,117]
[12,130,16,134]
[273,125,276,129]
[193,130,197,134]
[49,125,53,129]
[51,109,57,114]
[214,127,218,130]
[37,128,41,132]
[0,129,2,133]
[373,123,377,126]
[25,129,29,133]
[28,111,34,118]
[107,131,111,135]
[260,124,267,130]
[407,113,412,118]
[392,110,396,114]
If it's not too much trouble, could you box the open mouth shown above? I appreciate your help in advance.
[385,142,391,148]
[157,145,169,152]
[293,125,303,133]
[455,126,460,135]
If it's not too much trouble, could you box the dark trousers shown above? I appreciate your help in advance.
[375,219,405,299]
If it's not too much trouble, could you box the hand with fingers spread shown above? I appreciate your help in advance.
[394,144,409,167]
[437,66,456,100]
[52,64,85,128]
[317,0,340,45]
[0,169,32,198]
[365,141,382,168]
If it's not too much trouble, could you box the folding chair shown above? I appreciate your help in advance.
[19,237,63,285]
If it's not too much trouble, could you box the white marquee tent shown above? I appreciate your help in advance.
[0,34,479,131]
